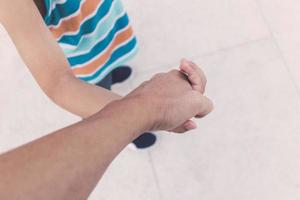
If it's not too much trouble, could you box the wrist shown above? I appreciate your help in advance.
[125,95,159,132]
[122,95,158,134]
[100,95,157,139]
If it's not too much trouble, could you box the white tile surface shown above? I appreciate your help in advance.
[255,0,300,90]
[146,39,300,200]
[0,25,79,152]
[89,149,160,200]
[123,0,270,71]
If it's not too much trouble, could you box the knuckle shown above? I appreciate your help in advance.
[152,73,164,79]
[201,97,214,113]
[140,80,149,87]
[190,74,202,83]
[193,85,204,93]
[208,99,214,110]
[169,69,179,74]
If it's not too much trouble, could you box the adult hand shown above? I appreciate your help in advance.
[172,59,210,132]
[124,62,213,134]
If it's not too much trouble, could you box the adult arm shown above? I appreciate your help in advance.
[0,68,213,199]
[0,0,120,118]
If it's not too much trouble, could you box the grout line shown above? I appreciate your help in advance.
[137,35,272,74]
[147,150,163,200]
[254,0,300,99]
[189,36,272,61]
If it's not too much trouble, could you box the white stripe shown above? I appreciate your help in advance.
[50,0,68,12]
[56,0,119,42]
[70,25,132,70]
[54,0,105,41]
[66,10,126,57]
[86,44,138,84]
[59,43,76,49]
[48,0,87,29]
[46,0,69,20]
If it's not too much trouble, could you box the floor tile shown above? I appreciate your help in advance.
[89,149,160,200]
[256,0,300,91]
[146,39,300,200]
[123,0,270,71]
[0,25,79,153]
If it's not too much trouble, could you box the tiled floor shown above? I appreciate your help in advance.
[256,0,300,90]
[1,1,300,200]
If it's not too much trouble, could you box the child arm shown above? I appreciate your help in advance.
[0,0,121,118]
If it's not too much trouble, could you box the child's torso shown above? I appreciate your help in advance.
[34,0,47,17]
[37,0,137,84]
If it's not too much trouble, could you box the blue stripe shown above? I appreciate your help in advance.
[58,0,114,45]
[44,0,82,26]
[84,44,138,84]
[80,37,137,81]
[43,0,51,22]
[67,14,129,66]
[63,0,124,55]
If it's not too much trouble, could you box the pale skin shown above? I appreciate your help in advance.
[0,0,214,199]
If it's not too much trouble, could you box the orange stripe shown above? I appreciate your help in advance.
[72,27,133,76]
[50,0,102,39]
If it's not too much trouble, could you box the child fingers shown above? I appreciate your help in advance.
[183,120,198,130]
[180,59,205,93]
[180,59,194,75]
[171,120,197,133]
[188,61,207,91]
[190,74,205,94]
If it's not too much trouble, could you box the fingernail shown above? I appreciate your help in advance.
[181,58,189,65]
[188,60,196,66]
[185,122,197,130]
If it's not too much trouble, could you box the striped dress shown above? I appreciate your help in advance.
[43,0,138,84]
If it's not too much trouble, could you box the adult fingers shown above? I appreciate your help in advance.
[190,91,214,118]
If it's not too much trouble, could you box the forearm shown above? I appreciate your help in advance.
[0,96,150,200]
[51,74,122,118]
[0,4,121,119]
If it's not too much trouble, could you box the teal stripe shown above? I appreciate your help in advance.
[79,37,137,82]
[63,0,124,56]
[44,0,138,83]
[58,0,114,45]
[83,42,138,84]
[43,0,51,21]
[67,14,129,66]
[44,0,82,26]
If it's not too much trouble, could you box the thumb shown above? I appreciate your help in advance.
[189,91,214,118]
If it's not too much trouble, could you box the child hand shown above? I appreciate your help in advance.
[179,59,207,94]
